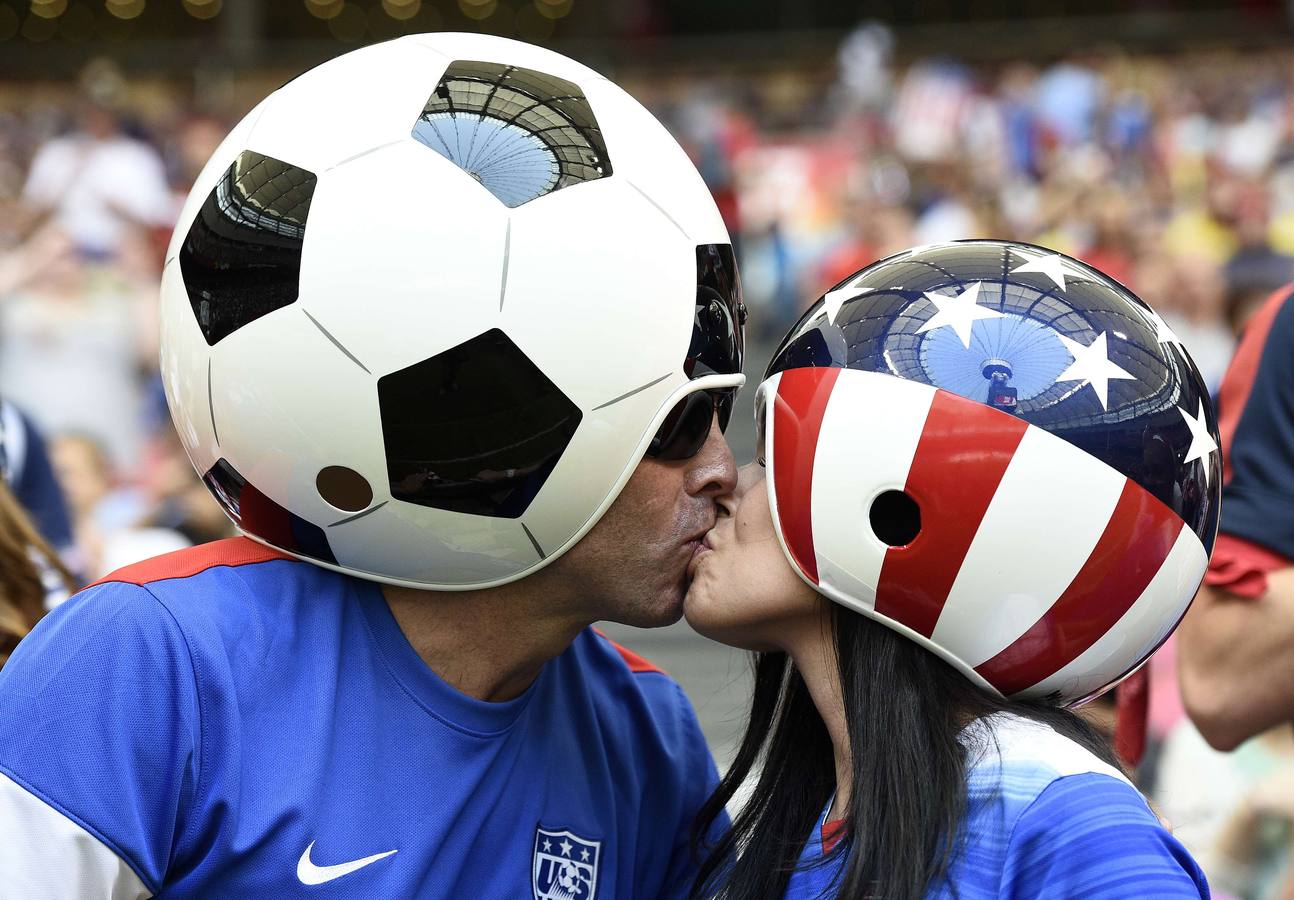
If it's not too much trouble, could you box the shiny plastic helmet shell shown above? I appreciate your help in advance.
[757,240,1218,704]
[161,33,745,589]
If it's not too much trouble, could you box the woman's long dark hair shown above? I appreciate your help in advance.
[0,479,74,666]
[690,606,1122,900]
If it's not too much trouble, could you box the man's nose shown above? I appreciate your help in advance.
[686,411,738,500]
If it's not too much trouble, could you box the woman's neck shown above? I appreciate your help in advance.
[784,620,852,821]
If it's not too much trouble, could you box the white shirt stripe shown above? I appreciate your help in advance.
[0,770,152,899]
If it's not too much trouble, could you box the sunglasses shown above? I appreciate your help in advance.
[646,388,736,461]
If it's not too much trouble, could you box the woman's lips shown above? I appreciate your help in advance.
[686,533,715,578]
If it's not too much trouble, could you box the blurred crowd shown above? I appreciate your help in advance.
[4,32,1294,898]
[641,30,1294,391]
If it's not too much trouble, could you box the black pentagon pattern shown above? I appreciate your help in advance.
[179,151,316,345]
[203,458,337,564]
[379,329,582,518]
[411,60,611,208]
[767,240,1220,554]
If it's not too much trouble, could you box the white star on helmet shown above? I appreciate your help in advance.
[1055,331,1136,410]
[916,282,1004,349]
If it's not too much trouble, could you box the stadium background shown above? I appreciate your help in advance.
[3,1,1293,893]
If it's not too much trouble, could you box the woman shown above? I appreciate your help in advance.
[0,476,75,667]
[686,240,1216,899]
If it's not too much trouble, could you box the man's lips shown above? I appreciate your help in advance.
[680,519,713,551]
[686,532,715,578]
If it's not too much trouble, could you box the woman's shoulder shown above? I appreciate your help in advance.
[955,714,1209,898]
[994,773,1209,897]
[962,712,1132,797]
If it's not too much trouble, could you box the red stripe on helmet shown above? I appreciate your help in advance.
[975,478,1182,695]
[772,366,842,584]
[874,390,1028,638]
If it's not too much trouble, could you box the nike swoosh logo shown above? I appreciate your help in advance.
[296,841,397,885]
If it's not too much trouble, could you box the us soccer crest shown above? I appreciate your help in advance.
[532,825,600,900]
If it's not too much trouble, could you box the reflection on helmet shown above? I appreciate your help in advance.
[159,34,742,590]
[761,240,1220,705]
[412,60,611,208]
[688,243,746,378]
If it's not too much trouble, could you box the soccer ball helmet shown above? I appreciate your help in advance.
[757,241,1218,704]
[161,33,744,590]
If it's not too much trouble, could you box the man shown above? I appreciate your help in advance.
[1179,283,1294,751]
[0,35,743,898]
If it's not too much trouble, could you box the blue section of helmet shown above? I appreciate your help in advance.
[767,240,1220,555]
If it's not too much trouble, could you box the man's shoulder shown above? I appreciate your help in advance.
[562,628,705,754]
[1218,283,1294,556]
[1253,281,1294,340]
[574,627,675,694]
[90,536,296,591]
[585,627,668,675]
[6,540,288,662]
[1221,282,1294,427]
[26,136,80,167]
[78,536,346,646]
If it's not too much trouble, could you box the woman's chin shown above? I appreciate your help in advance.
[684,590,775,652]
[682,581,736,645]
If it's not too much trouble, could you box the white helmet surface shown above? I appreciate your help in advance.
[161,33,745,590]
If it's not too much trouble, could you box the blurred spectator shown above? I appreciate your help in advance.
[911,163,982,245]
[1157,721,1294,899]
[16,64,173,260]
[1179,285,1294,751]
[1035,55,1105,147]
[50,433,189,581]
[0,477,74,668]
[0,228,158,471]
[891,60,974,164]
[0,396,77,592]
[1222,184,1294,333]
[133,429,234,549]
[814,200,914,293]
[1133,232,1235,391]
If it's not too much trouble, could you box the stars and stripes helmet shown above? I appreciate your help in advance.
[758,240,1219,704]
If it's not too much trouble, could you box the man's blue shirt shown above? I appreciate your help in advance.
[0,538,722,898]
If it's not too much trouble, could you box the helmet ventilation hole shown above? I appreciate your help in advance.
[869,490,921,547]
[316,466,373,512]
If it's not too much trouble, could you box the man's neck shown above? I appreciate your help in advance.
[380,575,589,703]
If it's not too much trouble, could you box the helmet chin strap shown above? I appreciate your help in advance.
[1114,666,1149,769]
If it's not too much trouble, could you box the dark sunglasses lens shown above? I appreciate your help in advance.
[715,389,733,433]
[648,393,713,461]
[647,389,737,461]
